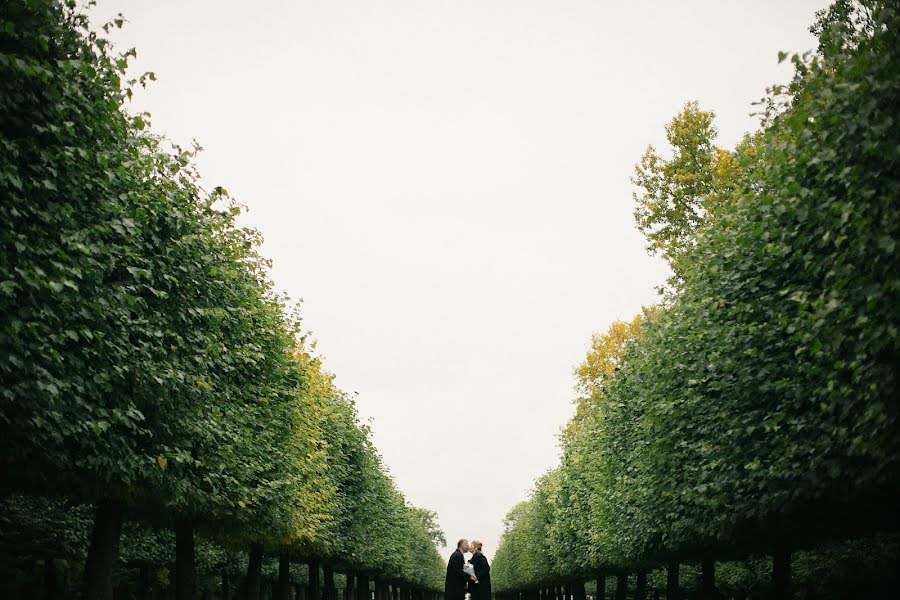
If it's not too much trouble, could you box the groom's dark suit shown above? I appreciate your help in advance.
[444,548,470,600]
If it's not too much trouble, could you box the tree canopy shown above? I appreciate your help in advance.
[493,1,899,597]
[0,2,445,597]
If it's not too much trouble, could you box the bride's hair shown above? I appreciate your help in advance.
[471,540,483,552]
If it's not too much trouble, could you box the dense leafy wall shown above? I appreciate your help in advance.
[0,2,444,598]
[493,1,899,597]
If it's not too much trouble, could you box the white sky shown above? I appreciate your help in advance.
[92,0,828,563]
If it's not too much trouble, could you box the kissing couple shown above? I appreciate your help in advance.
[445,539,491,600]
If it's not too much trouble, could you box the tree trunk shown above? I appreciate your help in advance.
[138,564,151,600]
[700,558,715,600]
[573,579,586,600]
[665,562,678,600]
[357,575,369,600]
[596,572,606,600]
[345,574,355,600]
[245,544,264,600]
[43,556,58,600]
[222,574,230,600]
[635,573,646,600]
[151,568,160,600]
[83,499,124,600]
[276,553,291,600]
[114,581,129,599]
[772,546,791,600]
[308,560,321,600]
[615,574,627,600]
[324,566,336,600]
[175,518,195,600]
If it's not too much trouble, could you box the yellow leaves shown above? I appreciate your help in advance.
[632,100,742,286]
[574,313,644,397]
[193,377,212,391]
[563,309,658,440]
[155,456,167,470]
[713,146,735,178]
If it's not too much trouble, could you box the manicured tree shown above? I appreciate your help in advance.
[0,3,194,594]
[530,471,564,585]
[492,502,531,594]
[613,0,900,565]
[552,414,606,577]
[631,102,745,291]
[493,479,559,594]
[310,381,384,574]
[495,4,899,593]
[2,5,336,599]
[556,310,659,580]
[390,500,446,591]
[281,349,444,589]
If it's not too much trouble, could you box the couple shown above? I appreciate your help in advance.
[445,539,491,600]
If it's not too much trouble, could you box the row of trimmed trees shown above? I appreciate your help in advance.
[492,1,899,599]
[0,2,445,598]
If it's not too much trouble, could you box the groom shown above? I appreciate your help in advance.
[445,539,476,600]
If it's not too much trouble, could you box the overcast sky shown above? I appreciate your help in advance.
[92,0,829,562]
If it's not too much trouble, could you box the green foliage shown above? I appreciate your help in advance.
[412,507,447,548]
[494,0,899,595]
[492,500,546,592]
[632,103,744,289]
[0,0,444,595]
[293,351,444,589]
[614,0,899,557]
[0,0,336,550]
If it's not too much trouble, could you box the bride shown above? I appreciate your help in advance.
[466,540,491,600]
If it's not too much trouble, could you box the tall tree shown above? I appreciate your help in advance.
[632,102,740,288]
[411,508,447,549]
